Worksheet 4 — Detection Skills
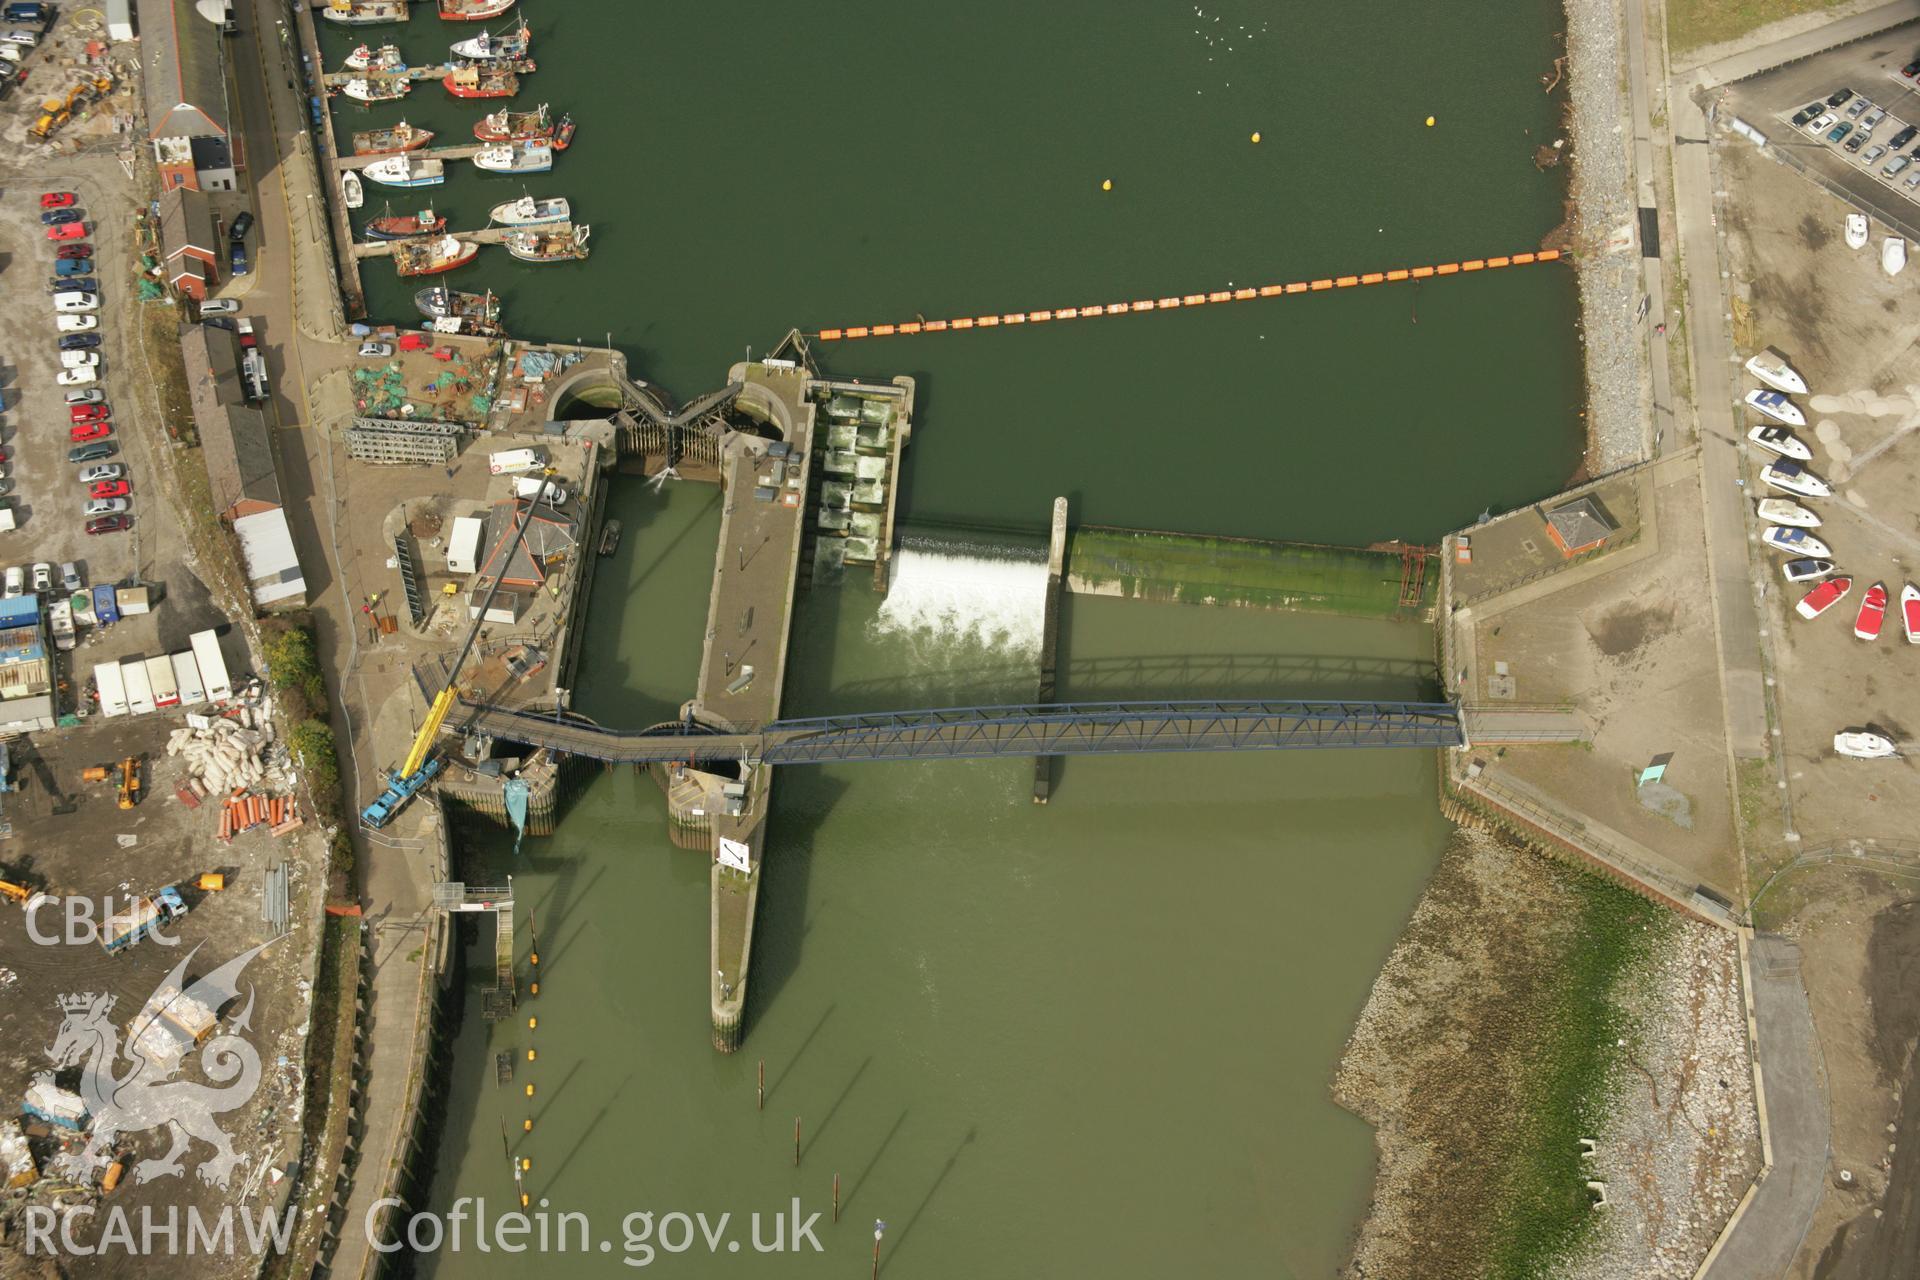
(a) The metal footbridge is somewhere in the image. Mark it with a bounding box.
[451,697,1580,766]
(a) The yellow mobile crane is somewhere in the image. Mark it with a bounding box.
[361,474,561,828]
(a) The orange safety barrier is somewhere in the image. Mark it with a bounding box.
[814,248,1566,339]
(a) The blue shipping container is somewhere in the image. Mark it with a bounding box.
[92,585,120,626]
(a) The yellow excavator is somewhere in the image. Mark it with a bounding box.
[30,73,113,142]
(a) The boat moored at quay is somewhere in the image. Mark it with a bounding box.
[365,207,447,240]
[352,120,435,154]
[438,0,514,17]
[474,103,553,142]
[444,65,522,98]
[322,0,411,26]
[451,17,531,62]
[363,156,446,188]
[504,222,591,262]
[416,286,505,335]
[488,194,570,226]
[391,235,481,278]
[474,140,554,174]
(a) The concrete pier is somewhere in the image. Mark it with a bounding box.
[318,58,536,90]
[331,143,490,171]
[352,226,520,260]
[292,0,369,317]
[1033,497,1068,803]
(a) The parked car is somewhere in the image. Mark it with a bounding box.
[1863,145,1888,165]
[85,515,131,535]
[39,208,80,226]
[55,257,92,277]
[29,563,50,593]
[45,223,86,241]
[55,314,96,333]
[87,480,129,500]
[1829,122,1854,144]
[2,567,20,598]
[203,316,237,332]
[64,388,104,406]
[1829,87,1856,107]
[1886,155,1912,178]
[55,367,96,387]
[1905,59,1920,79]
[55,243,91,260]
[1846,130,1871,153]
[1,28,38,45]
[38,191,74,209]
[58,334,101,352]
[228,210,253,242]
[77,463,123,484]
[83,498,129,517]
[1905,170,1920,191]
[58,350,98,370]
[1891,125,1918,150]
[0,42,21,64]
[1791,103,1822,127]
[68,441,117,463]
[68,404,108,423]
[52,292,98,313]
[200,298,240,315]
[399,332,432,351]
[1807,112,1837,134]
[68,422,110,442]
[59,562,81,593]
[229,242,248,276]
[358,341,394,358]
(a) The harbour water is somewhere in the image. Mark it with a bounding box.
[325,0,1588,1272]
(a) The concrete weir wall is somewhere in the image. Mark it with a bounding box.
[1033,497,1069,803]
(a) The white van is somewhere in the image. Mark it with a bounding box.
[488,448,544,475]
[60,350,99,370]
[513,476,569,504]
[53,292,100,313]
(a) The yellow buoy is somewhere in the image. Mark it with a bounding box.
[523,1119,533,1132]
[527,1048,537,1062]
[1425,116,1435,127]
[525,1083,535,1097]
[1250,131,1261,143]
[520,1193,530,1208]
[528,1017,537,1030]
[530,951,539,966]
[1100,179,1112,192]
[521,1158,531,1172]
[530,981,540,996]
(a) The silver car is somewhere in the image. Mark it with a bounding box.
[77,463,124,484]
[1863,145,1888,165]
[83,497,130,517]
[1886,155,1912,178]
[59,561,81,592]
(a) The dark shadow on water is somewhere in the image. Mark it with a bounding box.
[540,1070,634,1197]
[803,1054,871,1159]
[843,1108,909,1216]
[742,768,849,1033]
[531,1058,585,1126]
[766,1003,834,1104]
[883,1127,977,1273]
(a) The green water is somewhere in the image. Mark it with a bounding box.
[327,1,1584,1272]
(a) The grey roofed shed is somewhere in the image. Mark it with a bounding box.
[1544,495,1618,553]
[137,0,230,139]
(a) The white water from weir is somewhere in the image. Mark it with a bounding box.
[871,534,1051,658]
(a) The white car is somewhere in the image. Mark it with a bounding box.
[78,464,123,484]
[29,563,51,593]
[1807,111,1837,134]
[1,29,38,46]
[53,292,99,313]
[56,367,97,387]
[83,498,130,517]
[64,388,104,405]
[358,341,395,358]
[2,567,21,598]
[200,299,240,316]
[0,43,22,64]
[59,562,81,592]
[59,350,99,370]
[56,314,97,333]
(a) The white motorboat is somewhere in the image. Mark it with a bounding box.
[1762,460,1832,499]
[1886,236,1909,276]
[488,194,570,226]
[1747,423,1812,460]
[341,76,410,103]
[1903,582,1920,644]
[1846,213,1869,249]
[1781,557,1835,582]
[1761,526,1831,558]
[1834,730,1898,759]
[472,141,553,174]
[1745,389,1806,426]
[341,170,364,209]
[362,156,446,187]
[1757,498,1821,528]
[1744,351,1809,395]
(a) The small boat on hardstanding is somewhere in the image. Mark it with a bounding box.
[362,156,446,188]
[554,114,576,150]
[473,103,551,142]
[1757,498,1821,528]
[1744,352,1809,395]
[322,0,411,25]
[489,194,570,226]
[1762,460,1833,499]
[1747,423,1812,460]
[505,222,590,262]
[342,77,410,104]
[444,65,520,98]
[1795,576,1852,620]
[391,235,480,278]
[1886,236,1908,276]
[598,519,622,556]
[473,140,553,174]
[1855,582,1888,640]
[1903,583,1920,644]
[341,171,365,209]
[1846,213,1869,250]
[1782,558,1836,583]
[451,16,530,61]
[365,206,446,239]
[1834,730,1898,759]
[438,0,515,17]
[352,119,435,154]
[1745,389,1806,426]
[1761,526,1831,558]
[343,43,404,72]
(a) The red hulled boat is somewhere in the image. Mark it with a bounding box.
[391,235,480,278]
[444,65,520,98]
[352,119,435,155]
[473,102,551,142]
[363,206,447,240]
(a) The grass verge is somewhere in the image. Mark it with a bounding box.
[1668,0,1850,54]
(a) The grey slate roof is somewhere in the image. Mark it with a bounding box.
[138,0,230,139]
[1546,496,1617,549]
[181,325,280,512]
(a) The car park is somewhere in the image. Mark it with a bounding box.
[29,563,50,593]
[3,566,21,597]
[55,367,96,387]
[53,292,99,312]
[68,441,116,463]
[64,388,104,405]
[77,463,122,484]
[56,315,96,333]
[1863,145,1887,166]
[87,480,129,500]
[58,334,101,352]
[68,422,110,442]
[45,223,86,241]
[85,515,131,535]
[1828,122,1852,144]
[59,562,80,593]
[69,404,108,423]
[359,341,395,358]
[83,498,129,517]
[200,298,239,315]
[1807,112,1837,134]
[38,191,74,209]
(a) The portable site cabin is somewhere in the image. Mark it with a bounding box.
[189,630,233,702]
[93,661,128,717]
[144,655,179,709]
[122,659,155,716]
[446,515,484,575]
[170,651,205,706]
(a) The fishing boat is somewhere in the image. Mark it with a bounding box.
[444,65,520,98]
[1757,498,1821,528]
[1795,575,1852,620]
[488,194,570,226]
[473,103,551,142]
[1846,212,1869,249]
[598,519,622,556]
[341,171,365,209]
[343,43,404,72]
[1854,581,1888,640]
[1782,558,1835,583]
[473,140,553,174]
[365,206,446,239]
[362,156,446,188]
[391,235,480,278]
[1745,389,1806,426]
[1834,730,1898,759]
[1746,423,1812,460]
[1744,351,1809,395]
[451,15,530,61]
[352,119,435,154]
[1761,526,1831,558]
[553,114,576,150]
[322,0,411,26]
[438,0,514,17]
[341,77,411,103]
[1762,460,1832,499]
[1903,583,1920,644]
[504,222,591,263]
[1885,236,1908,276]
[414,285,504,335]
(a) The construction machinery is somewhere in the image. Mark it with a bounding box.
[117,756,141,810]
[361,478,558,829]
[0,880,29,905]
[30,73,112,142]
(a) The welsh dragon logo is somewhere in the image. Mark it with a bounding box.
[45,941,273,1188]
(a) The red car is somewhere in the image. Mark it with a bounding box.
[69,422,112,443]
[40,192,76,209]
[56,244,92,260]
[46,223,87,242]
[86,515,132,536]
[88,480,130,500]
[399,332,432,351]
[69,404,109,424]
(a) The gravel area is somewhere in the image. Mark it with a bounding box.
[1565,0,1653,471]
